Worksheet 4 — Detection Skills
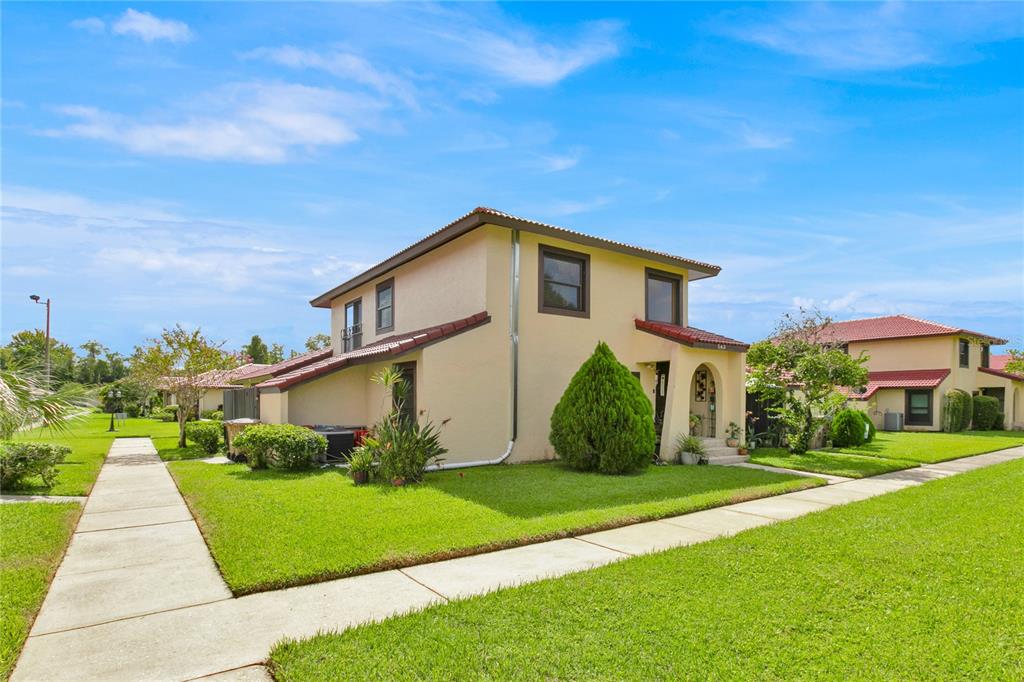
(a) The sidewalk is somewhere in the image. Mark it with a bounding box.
[13,440,1024,681]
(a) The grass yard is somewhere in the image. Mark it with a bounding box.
[8,412,182,496]
[0,503,80,680]
[270,458,1024,682]
[749,447,919,478]
[168,461,820,594]
[826,429,1024,463]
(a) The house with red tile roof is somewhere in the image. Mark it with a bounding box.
[826,315,1022,430]
[256,207,750,465]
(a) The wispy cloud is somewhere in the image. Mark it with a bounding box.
[72,9,193,44]
[539,149,583,173]
[49,82,383,163]
[719,3,1023,71]
[545,196,610,216]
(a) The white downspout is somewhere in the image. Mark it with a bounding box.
[428,228,520,471]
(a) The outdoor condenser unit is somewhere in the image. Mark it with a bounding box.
[883,412,904,432]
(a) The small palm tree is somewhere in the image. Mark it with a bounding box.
[0,362,90,440]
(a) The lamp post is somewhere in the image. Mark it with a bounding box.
[107,388,122,432]
[29,295,51,385]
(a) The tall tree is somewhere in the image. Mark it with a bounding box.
[77,340,109,384]
[268,343,286,364]
[1,330,77,384]
[241,335,269,365]
[131,326,231,447]
[305,333,331,352]
[747,309,870,453]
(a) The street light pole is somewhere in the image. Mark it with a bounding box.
[107,389,121,433]
[29,295,52,385]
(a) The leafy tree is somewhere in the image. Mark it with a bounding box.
[549,342,655,474]
[747,309,870,454]
[76,340,110,384]
[305,333,332,352]
[0,360,90,439]
[1005,349,1024,376]
[1,330,77,384]
[131,326,231,447]
[242,335,270,365]
[269,343,286,364]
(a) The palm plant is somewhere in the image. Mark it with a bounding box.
[0,361,90,440]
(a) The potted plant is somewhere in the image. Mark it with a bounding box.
[726,421,741,448]
[737,441,749,457]
[346,447,374,485]
[674,433,705,466]
[689,413,702,436]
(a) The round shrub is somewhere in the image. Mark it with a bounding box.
[185,422,222,455]
[830,409,866,448]
[233,424,327,470]
[549,342,655,475]
[200,409,224,421]
[0,441,71,489]
[971,395,1000,431]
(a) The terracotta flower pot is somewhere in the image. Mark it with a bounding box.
[391,477,406,487]
[737,447,748,456]
[726,438,739,447]
[351,470,369,485]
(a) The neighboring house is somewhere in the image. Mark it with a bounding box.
[255,207,749,465]
[819,315,1022,431]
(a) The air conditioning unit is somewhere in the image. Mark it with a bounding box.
[883,411,904,432]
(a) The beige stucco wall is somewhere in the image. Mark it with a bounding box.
[850,336,955,373]
[285,365,370,426]
[976,372,1022,429]
[199,389,224,413]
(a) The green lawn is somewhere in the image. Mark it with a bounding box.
[270,458,1024,682]
[0,503,80,680]
[8,412,182,496]
[750,447,919,478]
[168,461,820,594]
[826,430,1024,463]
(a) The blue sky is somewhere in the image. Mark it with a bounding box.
[2,2,1022,355]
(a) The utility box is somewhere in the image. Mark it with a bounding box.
[883,412,904,432]
[224,418,260,460]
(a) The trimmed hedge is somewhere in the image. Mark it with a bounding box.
[942,389,972,432]
[0,441,71,489]
[185,421,222,455]
[233,424,327,470]
[830,409,866,448]
[549,342,655,474]
[972,395,1000,431]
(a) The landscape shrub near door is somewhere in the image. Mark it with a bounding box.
[942,389,972,432]
[549,342,655,474]
[971,395,1000,431]
[829,409,866,448]
[0,441,71,489]
[185,422,222,455]
[233,424,327,470]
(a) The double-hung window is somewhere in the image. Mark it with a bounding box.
[539,246,589,317]
[645,269,682,325]
[376,279,394,333]
[958,339,970,368]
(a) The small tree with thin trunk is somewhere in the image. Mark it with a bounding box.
[131,326,232,447]
[747,309,870,454]
[305,333,331,352]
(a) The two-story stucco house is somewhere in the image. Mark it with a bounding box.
[820,315,1022,431]
[255,207,749,466]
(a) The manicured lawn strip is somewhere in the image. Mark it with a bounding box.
[826,430,1024,464]
[168,461,820,594]
[270,459,1024,682]
[750,447,918,478]
[0,503,80,680]
[9,413,181,496]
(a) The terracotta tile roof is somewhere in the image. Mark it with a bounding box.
[634,318,749,351]
[842,368,950,400]
[258,311,491,391]
[311,207,722,308]
[192,363,271,389]
[979,366,1024,382]
[815,314,1006,345]
[243,349,332,381]
[990,354,1013,371]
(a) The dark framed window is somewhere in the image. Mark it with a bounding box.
[376,278,394,333]
[343,299,362,352]
[394,362,416,423]
[645,268,682,325]
[538,245,589,317]
[981,344,990,369]
[959,338,970,368]
[905,389,933,426]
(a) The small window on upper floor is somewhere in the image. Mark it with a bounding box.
[376,278,394,333]
[981,344,990,368]
[645,269,681,325]
[959,338,970,368]
[343,299,362,352]
[539,245,589,317]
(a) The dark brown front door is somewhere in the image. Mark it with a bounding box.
[654,362,670,451]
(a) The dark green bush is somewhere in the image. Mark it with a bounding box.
[185,422,222,455]
[0,441,71,489]
[856,410,876,442]
[942,389,972,432]
[549,342,655,474]
[233,424,326,470]
[200,409,224,421]
[972,395,1000,430]
[150,407,175,422]
[830,409,866,448]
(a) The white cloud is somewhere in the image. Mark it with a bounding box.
[50,82,380,163]
[539,150,582,173]
[71,17,105,34]
[545,196,610,216]
[112,9,192,44]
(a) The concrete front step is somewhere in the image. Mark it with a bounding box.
[707,455,749,465]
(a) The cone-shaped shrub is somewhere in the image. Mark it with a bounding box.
[549,342,655,474]
[830,408,866,448]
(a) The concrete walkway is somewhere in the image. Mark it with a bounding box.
[13,441,1024,681]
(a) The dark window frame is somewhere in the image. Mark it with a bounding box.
[981,344,990,369]
[644,267,683,325]
[343,297,362,352]
[394,361,416,423]
[375,278,395,334]
[958,338,970,368]
[538,244,590,318]
[905,389,933,426]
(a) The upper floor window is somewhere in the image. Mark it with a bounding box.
[959,338,970,368]
[539,245,589,317]
[343,299,362,352]
[981,344,990,368]
[376,279,395,333]
[645,269,681,325]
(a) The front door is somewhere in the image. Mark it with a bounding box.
[653,362,670,451]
